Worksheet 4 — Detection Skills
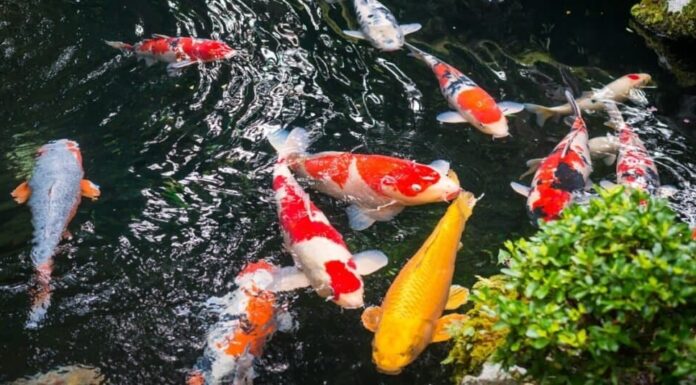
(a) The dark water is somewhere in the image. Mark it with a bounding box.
[1,0,694,383]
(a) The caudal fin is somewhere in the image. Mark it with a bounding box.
[25,262,53,329]
[267,127,310,161]
[104,40,134,51]
[524,104,556,127]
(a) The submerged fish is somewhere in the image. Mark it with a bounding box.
[9,365,105,385]
[405,43,523,138]
[511,91,592,223]
[269,129,388,308]
[342,0,421,51]
[105,34,236,72]
[361,187,475,375]
[188,261,292,385]
[11,140,100,328]
[268,127,460,230]
[525,73,652,127]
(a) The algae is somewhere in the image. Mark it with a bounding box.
[631,0,696,39]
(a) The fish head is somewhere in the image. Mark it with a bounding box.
[38,139,83,165]
[625,73,652,88]
[371,323,425,374]
[325,260,365,309]
[479,116,510,139]
[366,23,404,52]
[197,40,236,61]
[379,163,460,204]
[235,260,276,290]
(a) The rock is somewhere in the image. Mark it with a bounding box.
[461,363,530,385]
[630,0,696,39]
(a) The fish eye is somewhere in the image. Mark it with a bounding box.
[411,184,422,192]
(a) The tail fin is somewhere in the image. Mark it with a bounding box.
[104,40,134,51]
[404,43,438,67]
[25,262,53,329]
[565,90,582,119]
[267,127,310,161]
[524,104,556,127]
[602,100,625,132]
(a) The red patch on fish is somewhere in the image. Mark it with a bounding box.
[456,88,502,124]
[531,184,572,221]
[239,260,275,278]
[324,260,362,300]
[274,175,345,246]
[303,153,352,187]
[627,74,640,80]
[354,155,440,197]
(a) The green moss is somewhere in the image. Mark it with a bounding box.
[443,275,514,383]
[631,0,696,39]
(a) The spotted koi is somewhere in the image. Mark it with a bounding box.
[342,0,421,52]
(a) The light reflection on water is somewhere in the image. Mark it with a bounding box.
[0,0,695,384]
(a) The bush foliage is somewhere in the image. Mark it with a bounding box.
[492,187,696,384]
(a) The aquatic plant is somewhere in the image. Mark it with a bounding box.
[492,187,696,384]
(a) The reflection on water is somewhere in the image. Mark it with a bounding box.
[0,0,694,384]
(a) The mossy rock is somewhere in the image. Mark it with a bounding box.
[631,0,696,39]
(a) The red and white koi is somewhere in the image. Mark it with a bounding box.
[187,261,291,385]
[511,91,593,223]
[405,43,523,138]
[11,140,100,329]
[105,34,236,72]
[526,73,652,127]
[269,130,388,308]
[268,127,461,231]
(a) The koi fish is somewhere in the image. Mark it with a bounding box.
[342,0,421,51]
[525,73,652,127]
[519,135,618,180]
[11,140,100,329]
[9,365,104,385]
[105,34,236,72]
[187,261,292,385]
[511,91,592,223]
[590,100,676,197]
[405,43,523,138]
[268,127,461,231]
[269,130,388,308]
[361,187,475,375]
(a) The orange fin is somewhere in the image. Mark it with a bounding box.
[361,306,382,333]
[431,313,468,343]
[11,181,31,204]
[81,179,101,200]
[445,285,469,310]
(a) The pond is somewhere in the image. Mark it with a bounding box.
[0,0,694,384]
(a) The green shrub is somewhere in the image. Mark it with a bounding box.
[443,275,512,383]
[493,187,696,384]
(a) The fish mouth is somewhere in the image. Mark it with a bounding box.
[444,190,460,201]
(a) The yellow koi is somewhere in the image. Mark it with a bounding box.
[361,180,475,375]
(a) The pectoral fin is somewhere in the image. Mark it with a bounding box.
[431,314,468,343]
[81,179,101,200]
[361,306,382,333]
[399,23,422,35]
[343,30,366,40]
[445,285,469,310]
[346,203,404,231]
[270,266,311,292]
[152,33,172,39]
[11,181,31,204]
[519,158,542,179]
[510,182,531,197]
[352,250,388,276]
[599,180,618,190]
[497,101,525,116]
[428,160,450,175]
[436,111,467,124]
[143,57,157,67]
[167,60,196,70]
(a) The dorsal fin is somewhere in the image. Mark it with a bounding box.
[565,89,582,121]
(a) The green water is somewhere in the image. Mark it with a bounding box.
[1,0,694,383]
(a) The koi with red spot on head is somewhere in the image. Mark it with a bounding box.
[266,127,461,231]
[405,43,524,138]
[105,34,236,72]
[511,91,593,225]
